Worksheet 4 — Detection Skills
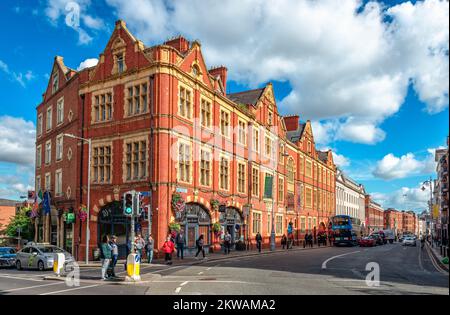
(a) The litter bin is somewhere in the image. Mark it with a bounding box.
[93,248,100,261]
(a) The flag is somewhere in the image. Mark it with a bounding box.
[43,191,51,215]
[37,190,43,204]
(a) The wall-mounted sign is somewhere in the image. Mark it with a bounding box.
[176,187,188,194]
[187,217,199,224]
[219,205,226,212]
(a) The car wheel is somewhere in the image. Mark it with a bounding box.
[37,260,45,271]
[16,260,22,270]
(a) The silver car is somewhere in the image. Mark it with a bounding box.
[15,244,74,271]
[402,237,416,246]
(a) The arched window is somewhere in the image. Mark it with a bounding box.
[287,157,295,183]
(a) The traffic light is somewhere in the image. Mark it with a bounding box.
[123,192,134,217]
[133,192,143,216]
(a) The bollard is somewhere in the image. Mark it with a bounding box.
[53,253,65,277]
[125,253,141,282]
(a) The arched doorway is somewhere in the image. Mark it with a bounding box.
[98,201,130,259]
[176,203,211,256]
[220,207,243,244]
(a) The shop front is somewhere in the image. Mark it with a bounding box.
[97,201,130,259]
[175,203,211,256]
[219,207,244,246]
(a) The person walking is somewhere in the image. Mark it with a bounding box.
[281,234,287,249]
[100,235,112,280]
[176,229,186,259]
[109,235,119,278]
[224,231,232,254]
[146,234,154,264]
[256,232,262,253]
[195,234,206,259]
[162,236,175,265]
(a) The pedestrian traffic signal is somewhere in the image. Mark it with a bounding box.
[133,192,141,216]
[123,192,134,217]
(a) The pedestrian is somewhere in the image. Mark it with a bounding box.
[195,234,206,259]
[100,235,112,280]
[109,235,119,277]
[309,233,314,248]
[224,231,232,254]
[281,234,287,249]
[176,229,186,259]
[146,234,154,264]
[135,234,145,262]
[256,232,262,253]
[162,236,175,265]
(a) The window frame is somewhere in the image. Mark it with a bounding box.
[56,97,64,125]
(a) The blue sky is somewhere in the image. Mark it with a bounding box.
[0,0,448,213]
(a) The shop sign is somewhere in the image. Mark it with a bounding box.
[226,219,235,225]
[66,213,75,224]
[187,217,199,224]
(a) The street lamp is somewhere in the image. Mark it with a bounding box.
[422,177,435,247]
[64,133,92,265]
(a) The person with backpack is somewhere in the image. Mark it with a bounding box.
[195,234,206,259]
[162,236,175,265]
[175,229,187,259]
[100,235,112,280]
[146,234,154,264]
[223,231,232,254]
[256,232,263,253]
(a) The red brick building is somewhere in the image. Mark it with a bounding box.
[365,195,384,232]
[402,211,416,234]
[384,208,403,236]
[35,20,336,260]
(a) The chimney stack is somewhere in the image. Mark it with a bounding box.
[164,36,190,54]
[283,115,299,131]
[209,66,228,95]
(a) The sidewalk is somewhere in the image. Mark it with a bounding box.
[76,243,331,268]
[426,241,449,272]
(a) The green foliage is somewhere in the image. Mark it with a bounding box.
[4,207,33,240]
[169,222,181,232]
[212,222,221,233]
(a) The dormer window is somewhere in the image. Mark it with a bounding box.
[52,72,59,94]
[268,110,273,126]
[192,65,199,77]
[117,54,124,74]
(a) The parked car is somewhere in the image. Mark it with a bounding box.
[0,247,17,268]
[15,243,74,271]
[359,236,376,247]
[402,237,416,246]
[370,233,384,246]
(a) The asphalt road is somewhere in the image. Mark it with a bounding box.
[0,242,448,295]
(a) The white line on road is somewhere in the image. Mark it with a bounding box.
[206,267,212,271]
[198,271,204,275]
[175,287,182,293]
[0,274,47,282]
[180,281,189,286]
[5,281,63,293]
[321,250,361,270]
[39,284,101,295]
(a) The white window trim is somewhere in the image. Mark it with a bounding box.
[219,154,231,191]
[220,109,231,139]
[252,166,260,197]
[251,210,263,235]
[177,82,193,121]
[44,172,51,191]
[36,175,41,192]
[37,113,43,137]
[199,147,213,188]
[200,97,213,130]
[237,119,247,146]
[237,160,247,194]
[45,140,52,165]
[56,134,63,162]
[177,139,193,184]
[36,145,42,169]
[56,97,64,126]
[46,106,52,132]
[55,169,62,196]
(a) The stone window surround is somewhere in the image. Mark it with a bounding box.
[37,113,43,137]
[200,96,213,130]
[275,213,283,236]
[91,140,114,184]
[46,105,53,132]
[237,159,247,194]
[199,147,212,188]
[55,168,63,197]
[251,210,262,235]
[91,89,114,124]
[220,108,231,139]
[124,78,149,117]
[237,119,247,146]
[177,138,193,184]
[219,153,231,191]
[178,81,193,121]
[122,135,149,183]
[36,175,41,192]
[45,140,52,165]
[252,166,260,197]
[56,134,64,162]
[36,145,42,169]
[45,172,51,191]
[56,97,64,126]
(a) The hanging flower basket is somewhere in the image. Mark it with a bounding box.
[212,222,221,233]
[210,199,220,211]
[78,204,88,222]
[169,222,181,233]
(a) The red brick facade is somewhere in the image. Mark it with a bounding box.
[35,20,336,260]
[365,195,384,232]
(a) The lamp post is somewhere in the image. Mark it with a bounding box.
[64,133,91,265]
[422,177,434,247]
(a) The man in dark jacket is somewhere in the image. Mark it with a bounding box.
[256,232,263,253]
[176,230,186,259]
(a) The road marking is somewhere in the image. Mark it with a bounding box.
[180,281,189,286]
[175,287,182,293]
[5,281,63,292]
[206,267,212,271]
[0,274,47,282]
[425,244,449,275]
[39,284,101,295]
[198,271,204,275]
[321,250,361,270]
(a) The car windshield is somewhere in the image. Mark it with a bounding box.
[38,246,64,253]
[0,248,15,255]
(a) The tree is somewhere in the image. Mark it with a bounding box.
[5,206,34,241]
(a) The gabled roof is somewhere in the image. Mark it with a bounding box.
[317,150,329,163]
[286,123,305,143]
[227,88,265,107]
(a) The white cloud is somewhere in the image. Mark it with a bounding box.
[372,147,444,180]
[371,184,430,212]
[44,0,103,45]
[104,0,448,144]
[0,60,35,88]
[0,116,36,166]
[77,58,99,71]
[333,152,350,168]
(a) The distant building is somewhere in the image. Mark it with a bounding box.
[365,195,384,233]
[335,169,366,230]
[0,199,18,235]
[384,208,403,236]
[434,138,448,256]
